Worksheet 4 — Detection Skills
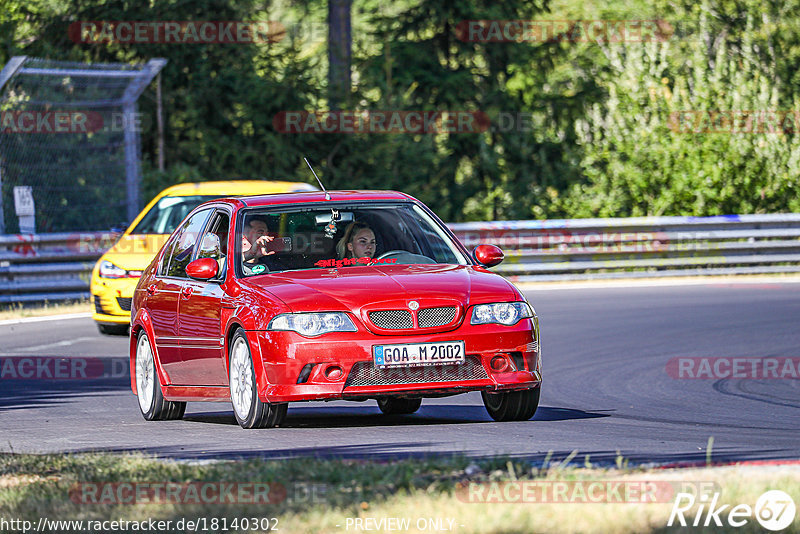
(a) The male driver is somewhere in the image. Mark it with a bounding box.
[242,216,275,264]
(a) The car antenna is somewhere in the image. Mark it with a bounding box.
[304,157,330,200]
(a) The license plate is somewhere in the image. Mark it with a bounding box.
[373,341,465,368]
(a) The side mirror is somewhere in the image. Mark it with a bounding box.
[186,257,219,280]
[110,222,129,234]
[473,244,504,267]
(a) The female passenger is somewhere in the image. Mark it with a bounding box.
[336,221,376,260]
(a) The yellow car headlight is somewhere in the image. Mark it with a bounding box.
[98,260,127,279]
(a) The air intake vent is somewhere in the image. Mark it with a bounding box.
[116,297,132,311]
[368,309,413,330]
[417,307,456,328]
[344,355,487,387]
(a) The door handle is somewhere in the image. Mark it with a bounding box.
[146,284,157,295]
[181,286,194,299]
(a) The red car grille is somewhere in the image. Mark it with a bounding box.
[367,306,458,330]
[344,355,487,387]
[417,306,456,328]
[368,310,413,329]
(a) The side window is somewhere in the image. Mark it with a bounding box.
[197,211,230,279]
[164,209,212,278]
[158,233,180,276]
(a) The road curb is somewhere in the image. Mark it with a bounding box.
[0,312,92,326]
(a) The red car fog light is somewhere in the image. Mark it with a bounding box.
[490,356,510,372]
[325,365,343,381]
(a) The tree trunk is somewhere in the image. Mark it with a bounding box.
[328,0,352,110]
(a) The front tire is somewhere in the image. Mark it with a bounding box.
[481,387,540,422]
[229,329,287,429]
[377,397,422,415]
[135,331,185,421]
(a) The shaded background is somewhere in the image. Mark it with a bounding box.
[2,0,800,230]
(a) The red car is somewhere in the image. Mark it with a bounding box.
[129,191,541,428]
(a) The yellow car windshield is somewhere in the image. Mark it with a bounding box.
[130,195,218,234]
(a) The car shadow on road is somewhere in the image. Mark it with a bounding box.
[182,404,611,428]
[0,378,129,411]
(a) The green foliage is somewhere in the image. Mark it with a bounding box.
[346,0,564,221]
[3,0,800,222]
[562,1,800,217]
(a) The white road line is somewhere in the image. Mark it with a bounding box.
[14,336,97,352]
[516,276,800,291]
[0,312,91,326]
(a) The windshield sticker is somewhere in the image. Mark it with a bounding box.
[315,258,398,268]
[251,264,267,274]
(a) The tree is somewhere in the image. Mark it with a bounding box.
[561,1,800,217]
[328,0,352,109]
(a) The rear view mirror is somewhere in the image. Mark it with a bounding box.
[315,211,354,225]
[473,244,504,267]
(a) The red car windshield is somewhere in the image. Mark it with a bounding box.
[238,202,469,275]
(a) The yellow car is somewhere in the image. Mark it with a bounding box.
[90,180,317,334]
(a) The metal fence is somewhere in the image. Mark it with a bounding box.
[0,56,165,234]
[2,213,800,304]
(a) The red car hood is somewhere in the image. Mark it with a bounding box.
[241,264,519,313]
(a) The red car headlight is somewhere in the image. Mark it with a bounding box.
[268,312,357,337]
[470,302,533,326]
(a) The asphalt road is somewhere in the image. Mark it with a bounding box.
[1,282,799,465]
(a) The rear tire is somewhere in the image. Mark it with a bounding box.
[377,397,422,415]
[98,323,128,336]
[229,329,287,429]
[481,387,540,422]
[135,330,186,421]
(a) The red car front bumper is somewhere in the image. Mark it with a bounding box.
[248,319,541,403]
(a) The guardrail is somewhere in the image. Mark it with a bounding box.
[2,214,800,304]
[0,232,115,304]
[448,213,800,282]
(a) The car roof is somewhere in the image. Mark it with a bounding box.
[237,190,416,207]
[157,180,318,197]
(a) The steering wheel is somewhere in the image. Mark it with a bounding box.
[376,250,435,264]
[377,250,406,260]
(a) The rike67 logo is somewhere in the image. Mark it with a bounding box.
[668,489,796,531]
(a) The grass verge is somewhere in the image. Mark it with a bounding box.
[0,301,91,321]
[1,453,798,533]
